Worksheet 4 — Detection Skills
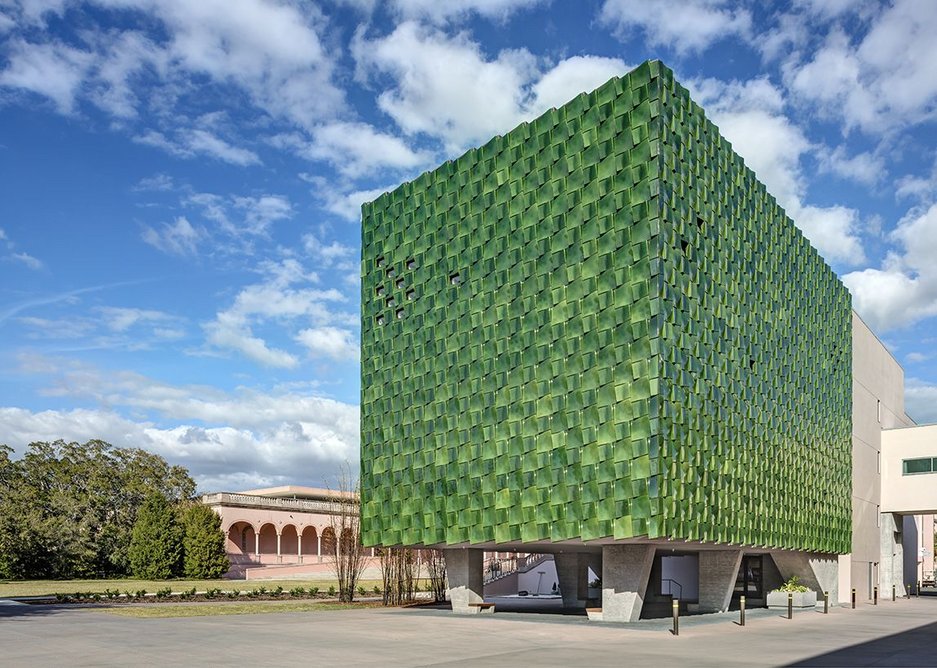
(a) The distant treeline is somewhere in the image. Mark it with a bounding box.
[0,440,226,580]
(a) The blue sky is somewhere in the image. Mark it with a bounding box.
[0,0,935,491]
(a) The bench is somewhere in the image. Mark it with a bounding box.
[468,602,496,614]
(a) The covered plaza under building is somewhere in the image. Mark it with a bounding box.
[359,60,937,621]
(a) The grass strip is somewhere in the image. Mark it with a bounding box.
[94,600,384,618]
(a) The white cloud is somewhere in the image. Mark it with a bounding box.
[0,360,360,490]
[906,352,931,364]
[10,251,43,270]
[354,24,632,153]
[320,184,395,222]
[142,216,205,255]
[785,1,937,133]
[905,379,937,425]
[203,257,351,367]
[295,326,358,360]
[288,121,432,178]
[690,76,865,265]
[896,157,937,203]
[303,234,355,267]
[528,55,630,112]
[233,195,292,235]
[390,0,545,23]
[136,128,260,166]
[204,313,300,368]
[816,145,885,186]
[354,21,538,151]
[600,0,752,54]
[96,306,177,332]
[843,203,937,331]
[133,173,175,192]
[186,129,260,166]
[0,39,92,113]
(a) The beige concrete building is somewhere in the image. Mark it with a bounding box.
[850,313,935,602]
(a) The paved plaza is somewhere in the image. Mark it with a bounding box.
[2,597,937,666]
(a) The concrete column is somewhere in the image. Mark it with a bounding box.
[297,534,303,564]
[443,549,484,614]
[698,550,743,613]
[555,553,583,608]
[601,545,654,622]
[276,532,282,563]
[772,551,840,603]
[254,531,260,558]
[317,534,322,563]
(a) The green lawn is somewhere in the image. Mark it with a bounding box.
[96,600,384,618]
[0,578,387,598]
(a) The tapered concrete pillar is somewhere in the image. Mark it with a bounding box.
[555,553,583,608]
[601,545,655,622]
[444,549,484,613]
[698,550,743,613]
[772,551,839,603]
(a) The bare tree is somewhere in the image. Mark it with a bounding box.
[423,549,447,603]
[379,547,415,605]
[326,467,367,603]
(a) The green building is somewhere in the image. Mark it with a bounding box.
[360,60,853,621]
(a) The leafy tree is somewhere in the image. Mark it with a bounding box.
[128,492,183,579]
[181,502,229,578]
[0,440,196,579]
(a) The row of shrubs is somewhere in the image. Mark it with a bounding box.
[51,584,399,604]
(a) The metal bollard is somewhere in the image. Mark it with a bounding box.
[851,588,856,609]
[907,584,912,598]
[824,591,829,614]
[892,584,896,602]
[788,592,793,619]
[673,599,680,636]
[874,586,878,605]
[740,595,746,626]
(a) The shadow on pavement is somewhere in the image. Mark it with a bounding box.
[786,621,937,667]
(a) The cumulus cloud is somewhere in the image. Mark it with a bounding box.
[784,1,937,133]
[354,23,629,152]
[843,203,937,332]
[600,0,752,54]
[295,326,358,360]
[0,38,93,113]
[0,361,360,490]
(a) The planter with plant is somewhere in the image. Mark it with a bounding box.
[767,576,817,609]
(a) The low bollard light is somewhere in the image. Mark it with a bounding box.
[918,581,922,597]
[824,591,829,614]
[673,599,680,636]
[740,595,746,626]
[892,584,896,602]
[851,588,856,609]
[907,584,912,598]
[788,592,793,620]
[874,586,878,606]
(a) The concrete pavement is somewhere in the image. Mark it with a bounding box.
[1,597,936,666]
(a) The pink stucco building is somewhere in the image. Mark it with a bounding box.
[202,485,364,578]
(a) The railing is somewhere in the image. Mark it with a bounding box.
[483,553,551,584]
[202,492,356,515]
[662,578,683,600]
